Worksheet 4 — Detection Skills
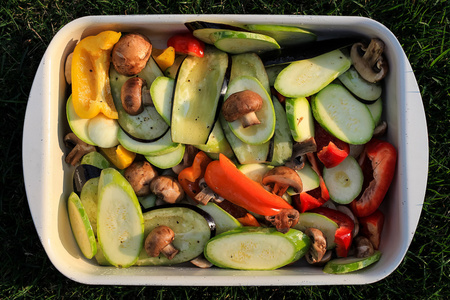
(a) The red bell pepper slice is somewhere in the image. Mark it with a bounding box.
[314,122,349,168]
[350,138,397,217]
[203,154,293,216]
[311,207,355,257]
[317,141,349,168]
[167,33,205,57]
[359,209,385,249]
[292,191,326,213]
[306,152,330,201]
[178,151,212,199]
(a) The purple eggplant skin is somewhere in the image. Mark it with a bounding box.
[259,37,360,67]
[184,21,247,32]
[72,164,102,196]
[141,203,217,237]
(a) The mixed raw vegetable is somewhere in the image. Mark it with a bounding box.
[64,21,396,273]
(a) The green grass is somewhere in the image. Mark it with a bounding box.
[1,0,449,299]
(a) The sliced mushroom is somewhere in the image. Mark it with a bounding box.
[144,225,179,259]
[120,77,152,116]
[124,160,158,197]
[354,236,375,258]
[350,38,389,83]
[222,90,263,128]
[285,137,317,170]
[112,33,152,76]
[190,254,213,268]
[64,132,96,166]
[150,175,185,204]
[265,208,300,234]
[372,120,388,137]
[304,228,328,264]
[262,166,303,196]
[194,178,225,205]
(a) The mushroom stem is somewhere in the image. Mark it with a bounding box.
[241,111,261,128]
[194,178,224,205]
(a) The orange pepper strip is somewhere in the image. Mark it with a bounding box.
[204,154,293,216]
[178,151,212,199]
[72,31,121,119]
[237,213,261,227]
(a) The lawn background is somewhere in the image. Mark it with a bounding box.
[1,0,448,299]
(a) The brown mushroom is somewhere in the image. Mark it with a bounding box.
[285,137,317,170]
[150,175,185,204]
[112,33,152,76]
[65,52,73,85]
[190,254,213,268]
[194,178,225,205]
[120,77,152,116]
[265,208,300,234]
[262,166,303,196]
[171,145,199,175]
[350,38,389,83]
[354,236,375,258]
[64,133,96,166]
[222,90,263,128]
[372,120,388,137]
[304,228,328,264]
[124,160,158,197]
[144,225,179,259]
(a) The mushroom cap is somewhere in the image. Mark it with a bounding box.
[144,225,177,258]
[262,166,303,194]
[350,38,388,83]
[121,77,146,115]
[124,160,158,196]
[112,33,152,76]
[305,227,327,264]
[150,175,185,204]
[222,90,263,124]
[354,236,375,258]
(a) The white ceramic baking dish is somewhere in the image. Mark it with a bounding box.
[22,15,428,285]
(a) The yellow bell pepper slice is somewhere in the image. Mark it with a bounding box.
[151,46,175,71]
[100,145,136,170]
[72,31,121,119]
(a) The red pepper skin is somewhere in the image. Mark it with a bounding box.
[292,191,326,213]
[178,151,212,199]
[314,122,349,168]
[204,154,293,216]
[359,209,385,249]
[167,33,205,57]
[350,138,397,217]
[311,207,355,257]
[317,141,349,168]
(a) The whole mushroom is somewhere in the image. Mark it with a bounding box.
[112,33,152,76]
[150,175,185,204]
[120,77,153,116]
[350,38,389,83]
[64,132,96,166]
[222,90,263,128]
[144,225,179,259]
[262,166,303,196]
[124,160,158,197]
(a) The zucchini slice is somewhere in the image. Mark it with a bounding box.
[204,227,311,270]
[311,84,375,145]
